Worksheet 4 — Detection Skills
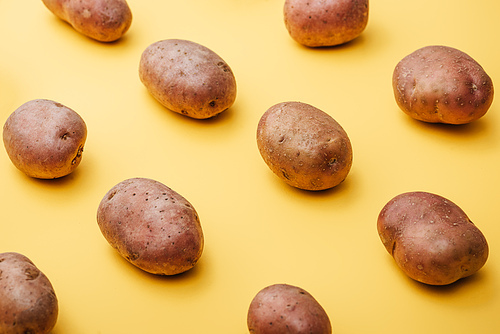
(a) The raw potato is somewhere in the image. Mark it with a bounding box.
[284,0,369,47]
[97,177,204,275]
[0,252,58,334]
[392,45,494,124]
[139,39,237,119]
[257,101,352,191]
[41,0,132,42]
[247,283,332,334]
[377,191,489,285]
[3,99,87,179]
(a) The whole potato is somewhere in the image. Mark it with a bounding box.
[0,252,58,334]
[392,45,494,124]
[41,0,132,42]
[139,39,237,119]
[97,177,204,275]
[284,0,369,47]
[257,101,352,191]
[3,99,87,179]
[247,283,332,334]
[377,191,489,285]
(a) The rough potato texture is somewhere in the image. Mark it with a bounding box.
[2,99,87,179]
[97,178,204,275]
[0,252,58,334]
[377,192,489,285]
[41,0,132,42]
[393,45,494,124]
[247,284,332,334]
[257,101,352,191]
[284,0,369,47]
[139,39,237,119]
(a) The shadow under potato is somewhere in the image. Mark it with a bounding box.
[108,247,206,283]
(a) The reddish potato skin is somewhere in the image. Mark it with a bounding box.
[377,192,489,285]
[97,178,204,275]
[2,99,87,179]
[139,39,237,119]
[41,0,132,42]
[284,0,369,47]
[247,284,332,334]
[257,102,352,191]
[393,45,494,124]
[0,252,58,334]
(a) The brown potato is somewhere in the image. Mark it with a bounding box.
[257,101,352,191]
[139,39,237,119]
[97,177,204,275]
[284,0,369,47]
[392,45,494,124]
[0,252,58,334]
[377,191,489,285]
[2,99,87,179]
[41,0,132,42]
[247,283,332,334]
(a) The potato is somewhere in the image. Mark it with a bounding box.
[247,283,332,334]
[392,45,494,124]
[139,39,237,119]
[284,0,369,47]
[97,177,204,275]
[257,101,352,191]
[41,0,132,42]
[2,99,87,179]
[377,191,489,285]
[0,252,58,334]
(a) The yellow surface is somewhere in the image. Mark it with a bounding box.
[1,0,499,333]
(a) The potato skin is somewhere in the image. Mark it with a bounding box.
[257,101,352,191]
[0,252,58,334]
[247,283,332,334]
[2,99,87,179]
[97,178,204,275]
[377,191,489,285]
[393,45,494,124]
[284,0,369,47]
[41,0,132,42]
[139,39,237,119]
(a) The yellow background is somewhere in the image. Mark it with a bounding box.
[1,0,499,333]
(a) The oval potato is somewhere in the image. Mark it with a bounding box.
[377,191,489,285]
[2,99,87,179]
[97,177,204,275]
[393,45,494,124]
[247,283,332,334]
[257,101,352,191]
[139,39,237,119]
[284,0,369,47]
[41,0,132,42]
[0,252,58,334]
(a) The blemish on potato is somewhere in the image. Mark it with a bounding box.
[24,268,40,280]
[126,253,139,261]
